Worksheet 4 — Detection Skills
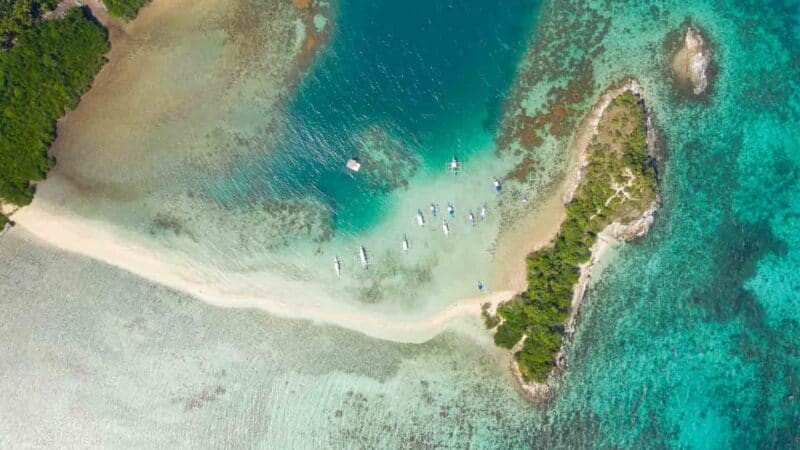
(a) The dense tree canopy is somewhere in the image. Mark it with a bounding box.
[0,6,108,204]
[0,0,58,40]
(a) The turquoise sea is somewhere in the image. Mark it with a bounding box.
[1,0,799,447]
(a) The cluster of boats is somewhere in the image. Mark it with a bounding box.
[414,200,487,238]
[333,157,503,277]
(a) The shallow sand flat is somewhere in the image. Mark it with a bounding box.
[13,200,518,343]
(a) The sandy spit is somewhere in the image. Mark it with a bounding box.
[13,202,519,343]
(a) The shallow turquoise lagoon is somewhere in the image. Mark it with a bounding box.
[1,0,799,447]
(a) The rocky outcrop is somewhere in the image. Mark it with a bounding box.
[671,26,712,95]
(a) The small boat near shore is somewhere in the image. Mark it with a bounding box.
[359,246,368,269]
[333,256,342,278]
[416,210,425,226]
[442,220,450,237]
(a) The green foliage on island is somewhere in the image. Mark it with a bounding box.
[104,0,150,20]
[490,91,658,383]
[0,0,59,40]
[481,302,501,329]
[0,6,109,204]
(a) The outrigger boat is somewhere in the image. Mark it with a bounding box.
[359,246,369,269]
[402,235,409,253]
[442,220,450,237]
[416,210,426,227]
[447,203,455,218]
[467,210,475,226]
[493,178,503,194]
[334,256,342,278]
[449,156,460,174]
[479,204,487,220]
[430,203,437,217]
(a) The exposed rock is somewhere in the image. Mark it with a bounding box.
[672,26,712,95]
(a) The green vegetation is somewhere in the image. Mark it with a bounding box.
[481,302,501,329]
[1,0,59,41]
[104,0,150,20]
[0,7,108,205]
[490,91,658,383]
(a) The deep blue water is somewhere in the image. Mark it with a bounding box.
[216,0,539,231]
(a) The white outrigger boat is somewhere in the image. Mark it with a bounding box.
[333,256,342,278]
[442,220,450,237]
[449,156,461,174]
[402,235,409,253]
[493,178,503,194]
[467,210,475,226]
[416,210,426,227]
[480,204,487,220]
[359,246,369,269]
[430,203,437,217]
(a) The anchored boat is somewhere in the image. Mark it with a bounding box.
[359,246,368,269]
[449,156,460,174]
[493,178,502,194]
[333,256,342,278]
[416,210,426,227]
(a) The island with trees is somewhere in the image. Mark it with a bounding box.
[485,80,660,397]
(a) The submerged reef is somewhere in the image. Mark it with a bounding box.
[353,126,420,193]
[485,80,660,397]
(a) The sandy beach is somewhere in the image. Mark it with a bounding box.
[13,196,524,343]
